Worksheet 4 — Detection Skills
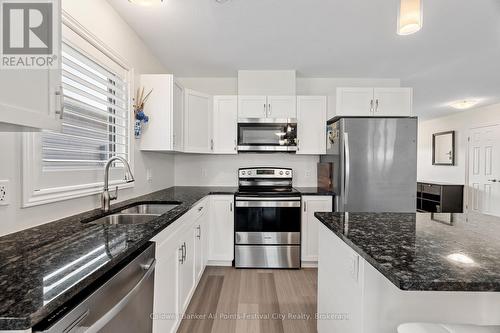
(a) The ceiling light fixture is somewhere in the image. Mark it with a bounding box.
[128,0,163,6]
[449,99,479,110]
[397,0,423,35]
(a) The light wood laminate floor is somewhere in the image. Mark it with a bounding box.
[177,266,318,333]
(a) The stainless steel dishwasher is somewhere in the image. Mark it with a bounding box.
[34,243,155,333]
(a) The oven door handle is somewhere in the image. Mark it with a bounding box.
[235,200,301,208]
[84,259,156,333]
[236,196,301,201]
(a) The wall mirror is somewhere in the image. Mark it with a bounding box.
[433,131,455,165]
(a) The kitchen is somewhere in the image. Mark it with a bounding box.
[0,0,499,332]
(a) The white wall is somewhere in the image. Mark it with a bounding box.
[418,103,500,184]
[0,0,174,236]
[174,154,319,187]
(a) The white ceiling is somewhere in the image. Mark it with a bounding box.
[108,0,500,118]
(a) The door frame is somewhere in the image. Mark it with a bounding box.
[465,123,500,216]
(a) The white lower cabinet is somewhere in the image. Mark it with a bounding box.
[301,196,333,263]
[208,195,234,265]
[152,199,208,333]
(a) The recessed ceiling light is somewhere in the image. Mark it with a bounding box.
[449,99,479,110]
[447,253,474,264]
[397,0,423,35]
[128,0,163,6]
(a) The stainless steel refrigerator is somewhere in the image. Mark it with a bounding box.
[321,117,417,212]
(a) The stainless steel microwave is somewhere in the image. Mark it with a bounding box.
[237,118,297,152]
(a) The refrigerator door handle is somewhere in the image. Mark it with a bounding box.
[344,132,350,207]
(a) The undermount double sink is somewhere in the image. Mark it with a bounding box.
[88,202,181,225]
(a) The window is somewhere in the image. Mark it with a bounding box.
[42,42,129,171]
[22,20,133,207]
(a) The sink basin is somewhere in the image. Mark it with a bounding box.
[119,203,181,215]
[91,214,160,225]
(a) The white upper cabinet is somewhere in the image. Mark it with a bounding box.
[140,74,175,151]
[184,89,212,153]
[238,95,296,119]
[238,95,267,118]
[336,88,375,117]
[140,74,185,151]
[297,96,327,155]
[0,3,62,131]
[173,80,185,151]
[336,87,412,117]
[213,96,238,154]
[372,87,412,116]
[267,96,297,118]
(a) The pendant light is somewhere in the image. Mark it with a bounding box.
[397,0,423,35]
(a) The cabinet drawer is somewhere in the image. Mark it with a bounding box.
[420,183,441,195]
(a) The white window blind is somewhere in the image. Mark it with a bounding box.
[42,42,129,171]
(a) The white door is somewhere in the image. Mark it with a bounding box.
[153,239,180,333]
[297,96,327,155]
[335,88,374,117]
[208,196,234,263]
[173,79,185,152]
[373,87,412,116]
[238,95,267,118]
[267,96,297,118]
[468,125,500,217]
[213,96,238,154]
[302,196,333,262]
[184,89,212,153]
[178,232,195,313]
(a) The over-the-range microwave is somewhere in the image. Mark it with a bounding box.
[237,118,297,152]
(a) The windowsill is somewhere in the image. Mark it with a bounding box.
[23,180,135,208]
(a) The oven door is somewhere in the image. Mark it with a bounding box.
[234,196,301,244]
[237,122,297,152]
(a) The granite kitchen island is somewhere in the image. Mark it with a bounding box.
[314,212,500,333]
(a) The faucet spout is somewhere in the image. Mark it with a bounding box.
[101,156,134,212]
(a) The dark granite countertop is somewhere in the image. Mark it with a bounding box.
[0,186,236,330]
[315,212,500,292]
[418,180,465,186]
[293,187,336,196]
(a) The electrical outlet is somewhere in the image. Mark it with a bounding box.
[146,169,153,183]
[0,180,9,206]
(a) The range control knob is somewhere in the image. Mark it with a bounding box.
[279,171,283,175]
[285,171,290,175]
[242,171,246,175]
[247,171,252,175]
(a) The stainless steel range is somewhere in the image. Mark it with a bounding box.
[234,167,301,269]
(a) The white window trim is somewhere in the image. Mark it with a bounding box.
[22,11,135,208]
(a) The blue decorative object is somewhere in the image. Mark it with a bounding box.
[134,119,142,138]
[134,108,149,139]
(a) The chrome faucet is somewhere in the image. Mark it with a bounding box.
[101,156,135,212]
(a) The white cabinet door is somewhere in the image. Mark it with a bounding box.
[178,229,195,314]
[194,204,208,282]
[238,95,267,118]
[208,195,234,264]
[173,79,185,151]
[302,196,333,262]
[267,96,297,118]
[184,89,212,153]
[336,88,374,117]
[373,88,412,116]
[213,96,238,154]
[140,75,174,151]
[297,96,327,155]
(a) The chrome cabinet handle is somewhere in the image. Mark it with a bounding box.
[183,242,186,262]
[268,103,271,116]
[198,206,203,212]
[370,99,374,113]
[55,86,64,119]
[344,132,351,207]
[375,99,379,112]
[210,139,214,151]
[303,201,307,212]
[264,103,267,116]
[179,246,184,263]
[230,202,233,212]
[488,179,498,183]
[196,225,201,239]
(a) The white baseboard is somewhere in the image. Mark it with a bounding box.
[301,261,318,268]
[207,260,233,267]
